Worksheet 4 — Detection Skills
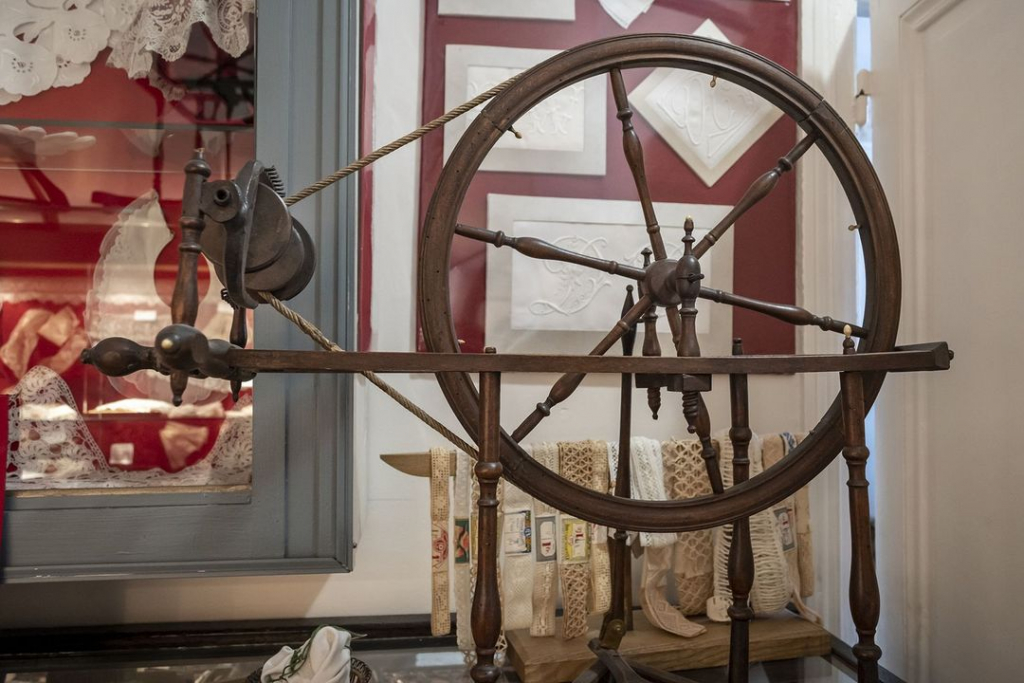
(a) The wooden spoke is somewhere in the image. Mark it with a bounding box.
[694,394,724,495]
[693,133,818,259]
[511,294,653,443]
[699,285,868,337]
[610,68,667,261]
[456,223,646,280]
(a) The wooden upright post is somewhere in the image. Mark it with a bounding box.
[727,339,753,683]
[472,352,503,683]
[840,334,882,683]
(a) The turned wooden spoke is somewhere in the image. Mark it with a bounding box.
[456,223,646,280]
[700,285,868,337]
[511,294,653,443]
[693,133,818,259]
[610,68,667,261]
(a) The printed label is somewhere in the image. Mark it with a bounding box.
[773,506,796,552]
[535,516,557,563]
[503,510,532,555]
[562,517,590,563]
[453,518,471,565]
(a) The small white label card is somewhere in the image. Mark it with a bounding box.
[503,510,533,555]
[444,45,606,175]
[562,517,591,564]
[535,515,558,563]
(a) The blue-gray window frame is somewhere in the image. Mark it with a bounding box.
[0,1,360,582]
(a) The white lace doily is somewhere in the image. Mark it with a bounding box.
[0,0,254,104]
[6,366,252,489]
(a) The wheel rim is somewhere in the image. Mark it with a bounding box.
[419,34,900,532]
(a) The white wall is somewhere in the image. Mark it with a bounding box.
[0,0,809,628]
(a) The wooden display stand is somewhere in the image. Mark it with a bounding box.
[506,611,829,683]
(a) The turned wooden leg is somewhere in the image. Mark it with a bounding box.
[471,363,503,683]
[727,339,754,683]
[840,363,882,683]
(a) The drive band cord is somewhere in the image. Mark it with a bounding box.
[259,74,524,457]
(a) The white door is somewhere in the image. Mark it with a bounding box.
[870,0,1024,680]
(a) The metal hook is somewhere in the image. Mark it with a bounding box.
[507,125,523,139]
[710,74,718,88]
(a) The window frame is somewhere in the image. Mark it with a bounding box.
[1,0,360,582]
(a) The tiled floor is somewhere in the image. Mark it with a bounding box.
[2,647,859,683]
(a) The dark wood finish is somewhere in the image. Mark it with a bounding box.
[610,67,667,261]
[693,133,817,259]
[511,294,652,443]
[727,339,754,683]
[609,286,638,635]
[471,359,503,683]
[840,338,882,683]
[700,286,867,337]
[638,248,663,420]
[217,342,950,378]
[695,395,725,495]
[455,223,646,281]
[419,34,905,533]
[169,150,211,405]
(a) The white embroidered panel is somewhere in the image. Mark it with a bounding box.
[628,19,784,187]
[438,0,574,21]
[444,45,606,175]
[597,0,656,29]
[485,194,735,355]
[509,220,713,334]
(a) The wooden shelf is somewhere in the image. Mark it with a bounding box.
[506,611,830,683]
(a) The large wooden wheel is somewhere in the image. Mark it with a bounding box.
[419,34,900,532]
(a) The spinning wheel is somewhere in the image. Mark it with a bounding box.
[420,34,900,533]
[82,32,949,683]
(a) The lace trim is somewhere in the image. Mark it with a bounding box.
[662,438,715,616]
[629,437,677,548]
[453,451,475,655]
[430,447,452,636]
[502,477,534,631]
[707,431,791,621]
[529,442,560,637]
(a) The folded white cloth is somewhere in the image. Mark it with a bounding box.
[261,627,351,683]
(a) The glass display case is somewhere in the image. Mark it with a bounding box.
[1,2,359,581]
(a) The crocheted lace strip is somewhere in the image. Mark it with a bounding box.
[558,441,596,639]
[430,447,451,636]
[588,440,612,615]
[662,438,714,616]
[640,545,705,638]
[454,451,474,654]
[502,477,534,630]
[629,437,678,548]
[530,442,560,637]
[707,431,791,621]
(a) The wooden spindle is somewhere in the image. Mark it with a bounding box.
[840,333,882,683]
[472,352,503,683]
[169,150,211,406]
[727,338,754,683]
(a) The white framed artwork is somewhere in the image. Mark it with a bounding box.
[443,45,607,176]
[628,19,784,187]
[484,194,735,355]
[438,0,575,21]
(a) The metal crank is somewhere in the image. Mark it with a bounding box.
[83,151,316,405]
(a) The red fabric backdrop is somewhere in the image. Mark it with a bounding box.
[410,0,798,354]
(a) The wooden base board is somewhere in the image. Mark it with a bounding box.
[506,611,830,683]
